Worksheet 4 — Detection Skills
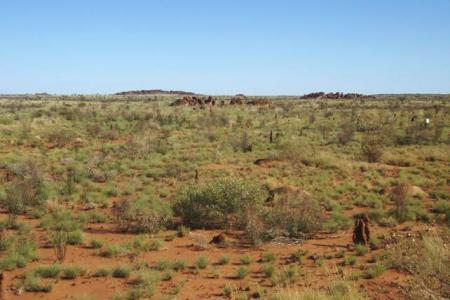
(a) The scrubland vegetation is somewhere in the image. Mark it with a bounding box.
[0,94,448,299]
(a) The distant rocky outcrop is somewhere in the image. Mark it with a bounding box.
[115,89,197,96]
[170,96,272,107]
[300,92,374,99]
[170,96,215,107]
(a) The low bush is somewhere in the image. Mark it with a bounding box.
[363,263,386,279]
[173,259,187,271]
[89,239,104,249]
[195,256,209,270]
[33,264,61,278]
[218,255,231,265]
[236,266,249,279]
[388,231,449,299]
[267,194,323,239]
[261,264,275,278]
[61,265,87,279]
[173,178,265,229]
[361,132,384,163]
[355,244,369,256]
[99,244,124,257]
[154,259,172,271]
[324,212,352,233]
[112,265,131,278]
[93,267,110,277]
[261,251,277,263]
[23,274,52,293]
[239,255,252,265]
[113,196,172,233]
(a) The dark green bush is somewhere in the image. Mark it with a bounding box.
[173,178,265,229]
[114,195,172,233]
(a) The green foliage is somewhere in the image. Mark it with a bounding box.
[361,132,384,163]
[261,264,275,278]
[324,212,353,233]
[355,244,369,256]
[112,265,131,278]
[218,255,231,265]
[195,255,209,270]
[0,234,37,271]
[99,244,124,258]
[343,256,357,266]
[94,267,111,277]
[239,255,252,265]
[236,266,249,279]
[0,160,48,225]
[363,263,386,279]
[34,264,61,278]
[41,209,83,262]
[61,265,87,279]
[114,196,172,233]
[130,270,161,299]
[261,251,277,263]
[173,259,187,271]
[89,238,104,249]
[176,225,190,237]
[289,249,308,263]
[154,259,172,271]
[267,194,324,239]
[23,273,52,292]
[174,178,265,229]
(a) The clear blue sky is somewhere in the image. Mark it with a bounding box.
[1,1,449,95]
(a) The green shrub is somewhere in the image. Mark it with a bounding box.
[388,231,449,299]
[289,249,308,263]
[161,270,173,281]
[278,265,301,286]
[361,132,384,163]
[154,259,172,271]
[433,201,450,224]
[130,270,161,298]
[173,178,265,229]
[261,264,275,278]
[0,160,48,225]
[99,244,123,257]
[176,225,190,237]
[268,194,323,239]
[23,274,52,292]
[67,229,84,245]
[324,212,352,233]
[113,196,172,233]
[147,239,164,251]
[61,265,87,279]
[93,267,110,277]
[240,255,252,265]
[236,266,249,279]
[41,209,83,262]
[34,264,61,278]
[218,255,231,265]
[261,252,277,263]
[343,256,357,266]
[195,256,209,270]
[0,253,28,270]
[363,263,386,279]
[173,259,187,272]
[89,238,104,249]
[112,265,131,278]
[355,244,369,256]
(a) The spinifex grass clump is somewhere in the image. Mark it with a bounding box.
[41,209,84,262]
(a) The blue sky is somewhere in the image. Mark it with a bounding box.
[1,1,449,95]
